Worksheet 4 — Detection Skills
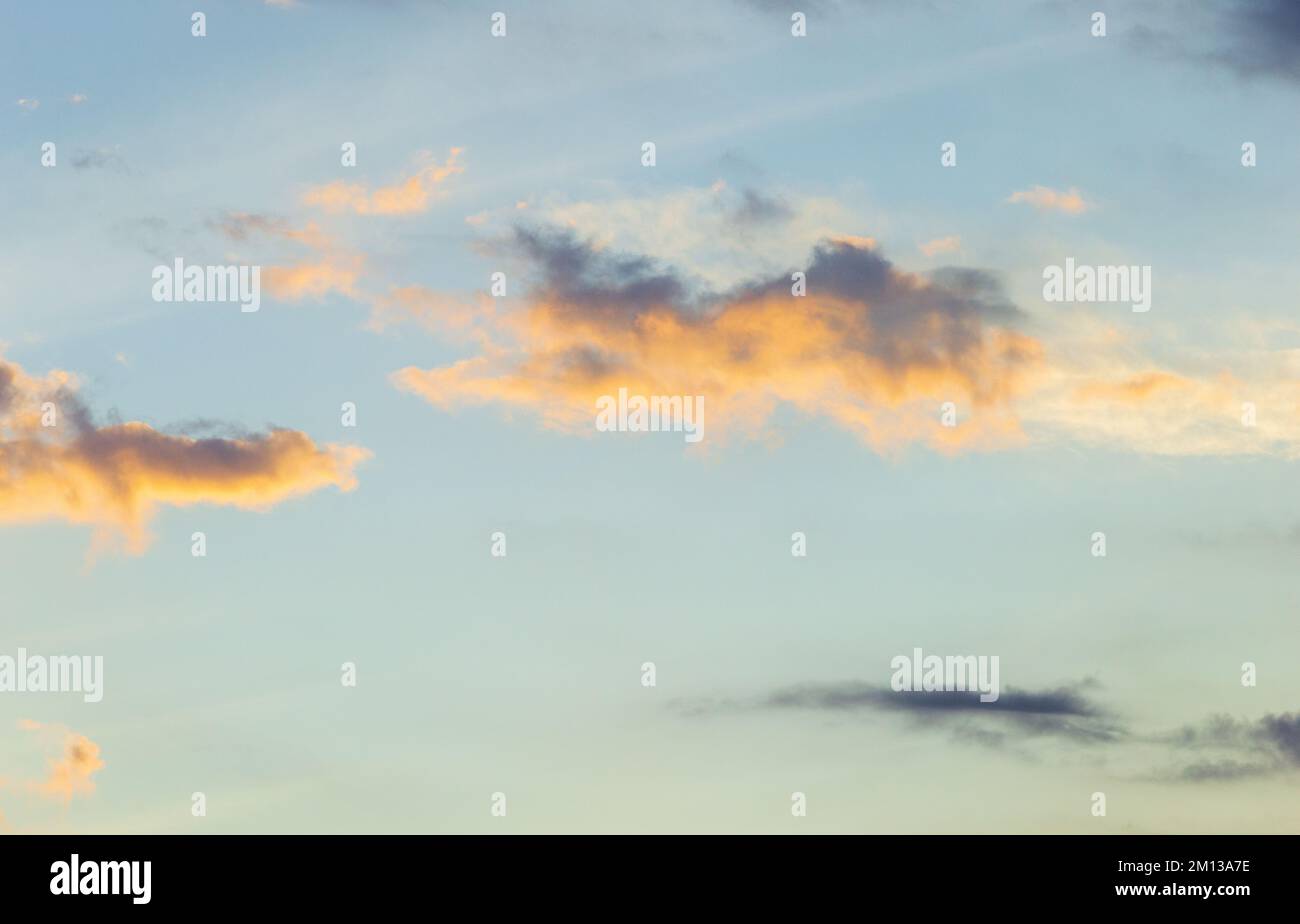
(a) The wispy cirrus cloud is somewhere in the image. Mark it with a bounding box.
[302,148,464,216]
[209,212,362,302]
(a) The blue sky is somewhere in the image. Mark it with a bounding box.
[1,0,1298,833]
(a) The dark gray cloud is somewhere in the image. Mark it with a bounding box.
[676,679,1123,745]
[742,238,1027,388]
[743,238,1021,322]
[677,674,1300,781]
[764,681,1094,716]
[1216,0,1300,82]
[1163,712,1300,779]
[508,225,695,322]
[1126,0,1300,85]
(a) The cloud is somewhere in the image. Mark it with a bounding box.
[7,722,104,804]
[758,680,1123,743]
[919,235,961,257]
[1215,0,1300,82]
[210,212,361,302]
[1006,185,1091,214]
[1127,0,1300,85]
[529,182,869,289]
[209,211,296,242]
[15,98,39,111]
[224,175,1298,459]
[368,285,497,344]
[1018,316,1300,458]
[673,678,1124,755]
[0,356,369,554]
[728,188,795,227]
[1070,370,1188,404]
[1161,712,1300,780]
[33,735,104,802]
[208,211,340,253]
[263,260,361,300]
[302,148,463,215]
[676,676,1300,780]
[393,225,1042,452]
[68,93,88,105]
[70,147,127,172]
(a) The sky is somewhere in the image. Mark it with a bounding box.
[1,0,1298,833]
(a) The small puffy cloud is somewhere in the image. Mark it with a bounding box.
[68,93,88,105]
[10,722,104,804]
[1006,185,1092,214]
[0,356,369,554]
[34,736,104,802]
[919,235,961,257]
[15,98,39,111]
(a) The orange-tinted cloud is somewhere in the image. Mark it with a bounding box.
[0,357,369,553]
[368,285,498,347]
[302,148,463,216]
[919,235,961,257]
[211,213,362,302]
[1016,313,1300,457]
[9,721,104,804]
[392,228,1044,452]
[1070,370,1188,404]
[1006,185,1092,214]
[34,735,104,802]
[263,258,360,300]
